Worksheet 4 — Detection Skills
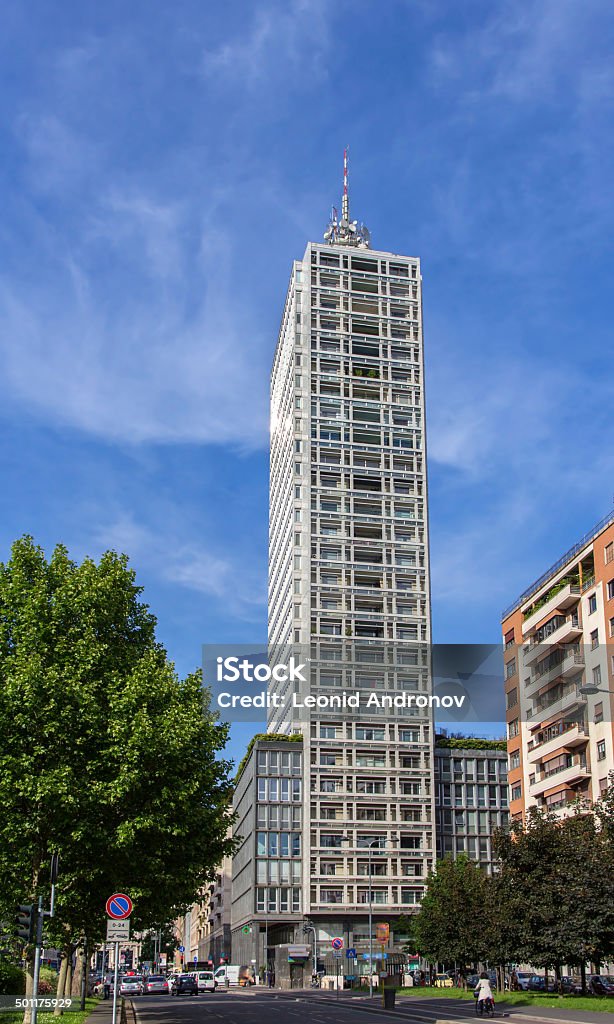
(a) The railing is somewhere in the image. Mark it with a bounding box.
[527,721,586,751]
[502,507,614,619]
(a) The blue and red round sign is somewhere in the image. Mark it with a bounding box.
[106,893,133,919]
[331,937,344,951]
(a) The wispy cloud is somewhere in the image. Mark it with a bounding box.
[94,512,266,621]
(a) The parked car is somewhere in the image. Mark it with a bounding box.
[144,975,169,995]
[194,970,216,993]
[171,974,198,996]
[514,972,533,991]
[587,976,614,996]
[527,975,556,992]
[434,973,454,987]
[119,976,144,997]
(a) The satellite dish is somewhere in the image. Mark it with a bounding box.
[361,224,371,245]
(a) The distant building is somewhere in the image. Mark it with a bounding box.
[434,736,509,873]
[231,734,305,971]
[502,509,614,821]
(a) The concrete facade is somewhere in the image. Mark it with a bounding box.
[502,510,614,821]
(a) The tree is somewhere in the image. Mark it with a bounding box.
[493,806,614,985]
[0,537,234,1015]
[414,855,488,972]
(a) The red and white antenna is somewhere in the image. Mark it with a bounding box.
[342,146,349,223]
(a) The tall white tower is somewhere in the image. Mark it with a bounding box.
[268,154,435,953]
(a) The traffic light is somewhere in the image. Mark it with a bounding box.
[16,905,35,943]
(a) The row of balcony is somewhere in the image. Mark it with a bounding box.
[528,754,590,797]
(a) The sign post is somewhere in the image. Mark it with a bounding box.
[107,894,133,1024]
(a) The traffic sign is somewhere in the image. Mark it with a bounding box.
[178,946,185,953]
[106,893,133,919]
[193,956,198,963]
[241,926,251,934]
[331,937,344,950]
[333,951,343,958]
[106,919,130,942]
[346,948,356,959]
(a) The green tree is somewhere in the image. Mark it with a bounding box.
[0,537,234,1013]
[414,855,488,972]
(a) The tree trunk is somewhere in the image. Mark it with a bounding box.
[554,965,561,995]
[71,946,83,998]
[580,961,587,996]
[54,955,70,1016]
[544,967,549,993]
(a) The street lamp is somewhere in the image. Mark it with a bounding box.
[363,833,398,999]
[579,684,614,696]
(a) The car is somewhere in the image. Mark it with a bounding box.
[171,974,198,996]
[194,971,216,993]
[588,975,614,996]
[119,975,144,996]
[434,973,454,987]
[527,975,555,992]
[144,975,169,995]
[514,972,533,991]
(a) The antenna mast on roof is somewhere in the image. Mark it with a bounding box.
[323,148,371,248]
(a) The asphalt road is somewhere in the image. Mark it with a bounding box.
[132,990,478,1024]
[132,990,605,1024]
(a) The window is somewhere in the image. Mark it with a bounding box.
[511,785,522,801]
[356,727,385,741]
[508,718,519,738]
[509,750,520,770]
[591,628,599,649]
[506,688,518,710]
[506,658,516,679]
[593,665,602,687]
[400,728,419,743]
[589,593,598,614]
[597,740,606,761]
[608,579,614,600]
[610,616,614,638]
[606,542,614,565]
[320,726,337,739]
[595,702,604,724]
[600,777,609,795]
[504,628,515,649]
[320,889,343,904]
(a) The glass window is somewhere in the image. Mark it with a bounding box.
[292,779,302,800]
[268,833,279,856]
[292,832,301,856]
[256,888,265,912]
[257,833,267,856]
[257,779,266,801]
[269,778,279,801]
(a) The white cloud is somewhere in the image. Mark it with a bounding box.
[201,0,331,88]
[94,513,266,620]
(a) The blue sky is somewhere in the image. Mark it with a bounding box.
[1,0,613,766]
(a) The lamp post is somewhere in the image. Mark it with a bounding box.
[579,684,614,696]
[367,838,381,1000]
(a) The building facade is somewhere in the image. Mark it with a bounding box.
[502,510,614,821]
[265,169,436,956]
[434,737,509,873]
[230,735,304,969]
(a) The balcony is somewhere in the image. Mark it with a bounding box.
[526,721,588,762]
[528,685,587,722]
[522,615,583,665]
[522,582,581,635]
[525,645,585,695]
[529,755,590,796]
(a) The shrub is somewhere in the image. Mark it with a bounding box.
[0,961,26,995]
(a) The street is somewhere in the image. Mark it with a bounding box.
[130,990,607,1024]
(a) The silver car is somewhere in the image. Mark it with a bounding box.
[119,975,144,996]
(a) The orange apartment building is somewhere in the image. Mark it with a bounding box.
[502,510,614,821]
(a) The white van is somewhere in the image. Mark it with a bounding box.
[214,965,254,987]
[194,970,216,993]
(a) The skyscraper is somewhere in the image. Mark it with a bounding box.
[266,154,435,957]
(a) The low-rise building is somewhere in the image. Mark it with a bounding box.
[434,735,509,872]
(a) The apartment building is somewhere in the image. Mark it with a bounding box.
[502,509,614,821]
[434,736,509,873]
[265,163,435,955]
[230,735,304,967]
